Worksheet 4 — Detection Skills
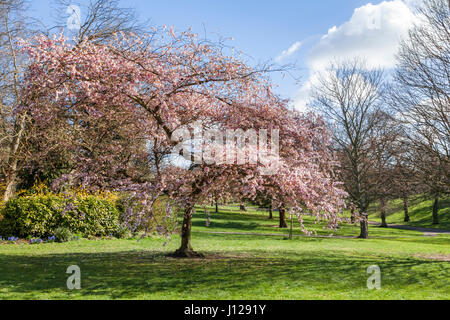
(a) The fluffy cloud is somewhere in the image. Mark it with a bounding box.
[275,41,302,63]
[308,0,418,70]
[293,0,420,111]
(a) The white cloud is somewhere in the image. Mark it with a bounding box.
[275,41,302,63]
[293,0,420,111]
[404,0,424,9]
[308,0,418,71]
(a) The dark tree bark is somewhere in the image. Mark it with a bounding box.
[240,203,246,211]
[350,207,355,223]
[268,206,273,220]
[432,193,439,225]
[358,213,369,239]
[403,192,410,222]
[215,200,219,213]
[379,197,388,228]
[279,207,288,228]
[172,206,204,258]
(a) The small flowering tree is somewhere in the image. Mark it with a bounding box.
[21,28,347,256]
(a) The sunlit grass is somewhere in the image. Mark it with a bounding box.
[0,205,448,300]
[368,194,450,229]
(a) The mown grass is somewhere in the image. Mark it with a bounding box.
[193,205,427,237]
[368,194,450,230]
[0,205,448,300]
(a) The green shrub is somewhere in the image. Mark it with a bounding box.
[0,194,121,238]
[114,225,131,239]
[54,227,72,243]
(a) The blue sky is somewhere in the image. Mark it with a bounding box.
[29,0,420,109]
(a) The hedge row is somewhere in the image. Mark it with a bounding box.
[0,194,122,238]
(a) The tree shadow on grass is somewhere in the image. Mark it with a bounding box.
[0,249,447,299]
[191,210,270,231]
[193,209,269,223]
[191,219,261,231]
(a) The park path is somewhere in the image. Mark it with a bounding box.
[369,221,450,236]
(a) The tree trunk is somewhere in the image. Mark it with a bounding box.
[289,213,293,239]
[3,114,26,202]
[215,200,219,213]
[350,207,355,223]
[3,169,18,202]
[172,206,204,258]
[268,206,273,219]
[358,213,369,239]
[432,193,439,225]
[3,16,26,202]
[240,203,246,211]
[279,207,287,228]
[380,197,388,228]
[403,192,410,222]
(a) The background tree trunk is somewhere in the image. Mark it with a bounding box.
[240,203,246,211]
[215,200,219,213]
[279,207,287,228]
[268,206,273,219]
[403,193,410,222]
[358,213,369,239]
[380,197,388,228]
[350,207,355,223]
[432,193,439,225]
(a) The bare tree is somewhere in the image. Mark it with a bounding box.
[369,111,401,228]
[0,0,32,201]
[53,0,146,44]
[390,135,423,223]
[390,0,449,224]
[310,58,386,238]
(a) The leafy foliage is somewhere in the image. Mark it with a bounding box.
[113,225,131,239]
[0,193,121,238]
[53,227,72,243]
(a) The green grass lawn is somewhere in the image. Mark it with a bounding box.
[368,194,450,229]
[0,205,449,300]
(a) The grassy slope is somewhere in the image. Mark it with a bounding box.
[0,206,449,300]
[368,194,450,230]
